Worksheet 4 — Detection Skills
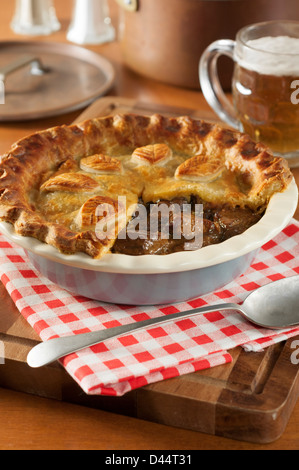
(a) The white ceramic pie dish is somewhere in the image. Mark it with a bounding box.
[0,178,297,305]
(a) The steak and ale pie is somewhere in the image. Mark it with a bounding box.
[0,114,292,258]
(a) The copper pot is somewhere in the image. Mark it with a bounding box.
[115,0,299,89]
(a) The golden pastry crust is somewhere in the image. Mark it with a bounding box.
[131,143,173,166]
[0,114,292,259]
[175,155,225,182]
[80,154,122,175]
[75,195,120,230]
[40,173,101,193]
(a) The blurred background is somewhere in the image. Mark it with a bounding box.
[3,0,299,91]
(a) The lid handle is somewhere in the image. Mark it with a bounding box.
[0,55,49,82]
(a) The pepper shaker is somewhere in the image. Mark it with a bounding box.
[67,0,115,45]
[11,0,61,36]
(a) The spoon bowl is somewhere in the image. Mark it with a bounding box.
[239,275,299,329]
[27,276,299,368]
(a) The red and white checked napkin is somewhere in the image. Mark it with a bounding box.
[0,221,299,397]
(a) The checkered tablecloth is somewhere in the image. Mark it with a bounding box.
[0,221,299,396]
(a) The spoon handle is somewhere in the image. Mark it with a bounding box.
[27,302,239,368]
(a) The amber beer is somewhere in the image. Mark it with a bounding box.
[200,22,299,165]
[232,36,299,156]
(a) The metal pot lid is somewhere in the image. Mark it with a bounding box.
[0,41,115,121]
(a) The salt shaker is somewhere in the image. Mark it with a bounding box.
[67,0,115,45]
[11,0,61,36]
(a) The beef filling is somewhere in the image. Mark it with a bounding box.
[112,197,263,255]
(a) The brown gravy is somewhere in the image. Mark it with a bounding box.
[112,197,263,255]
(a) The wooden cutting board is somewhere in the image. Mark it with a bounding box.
[0,97,299,444]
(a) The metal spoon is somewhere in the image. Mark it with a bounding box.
[27,276,299,368]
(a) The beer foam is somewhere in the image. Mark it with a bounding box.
[237,36,299,76]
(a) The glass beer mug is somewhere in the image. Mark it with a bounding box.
[199,21,299,167]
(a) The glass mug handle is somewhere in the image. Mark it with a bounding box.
[199,39,241,130]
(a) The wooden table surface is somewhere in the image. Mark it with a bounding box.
[0,0,298,450]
